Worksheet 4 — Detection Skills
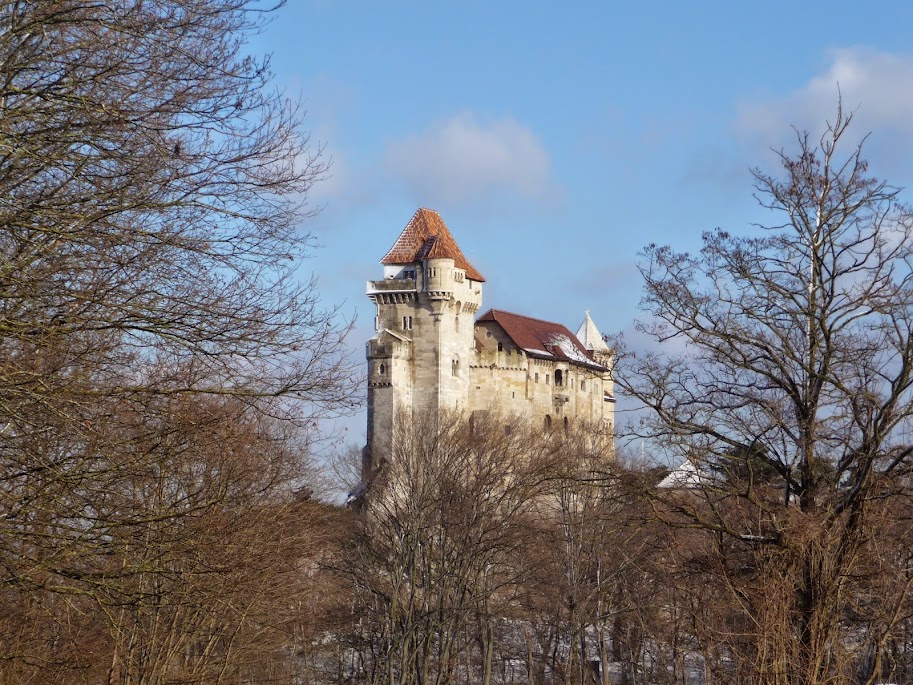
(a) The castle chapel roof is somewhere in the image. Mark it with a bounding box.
[477,309,607,370]
[380,208,486,282]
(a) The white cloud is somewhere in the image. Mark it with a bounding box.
[738,48,913,154]
[385,113,552,207]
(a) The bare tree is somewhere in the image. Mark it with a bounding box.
[0,0,354,414]
[614,104,913,685]
[343,412,547,685]
[0,1,357,680]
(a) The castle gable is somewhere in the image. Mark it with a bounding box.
[380,208,486,281]
[476,309,607,370]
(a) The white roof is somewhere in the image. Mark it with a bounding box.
[657,460,706,489]
[576,311,610,353]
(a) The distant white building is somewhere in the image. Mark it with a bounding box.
[657,460,705,489]
[364,208,615,472]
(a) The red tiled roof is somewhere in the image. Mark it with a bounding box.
[477,309,606,370]
[381,208,485,282]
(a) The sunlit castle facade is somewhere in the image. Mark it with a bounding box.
[364,208,614,473]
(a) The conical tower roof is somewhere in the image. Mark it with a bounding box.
[380,208,485,282]
[576,310,610,353]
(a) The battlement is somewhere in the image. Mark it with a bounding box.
[367,278,416,293]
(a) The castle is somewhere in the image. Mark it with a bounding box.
[365,208,614,470]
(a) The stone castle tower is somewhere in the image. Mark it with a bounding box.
[365,208,613,474]
[366,208,484,466]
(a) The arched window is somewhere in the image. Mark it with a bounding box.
[555,369,564,387]
[452,358,460,377]
[497,342,503,352]
[379,363,386,375]
[544,414,552,431]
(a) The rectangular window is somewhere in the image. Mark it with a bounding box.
[535,373,539,384]
[545,374,550,385]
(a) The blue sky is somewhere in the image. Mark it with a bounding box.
[250,1,913,447]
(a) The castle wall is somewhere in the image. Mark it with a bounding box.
[470,321,613,431]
